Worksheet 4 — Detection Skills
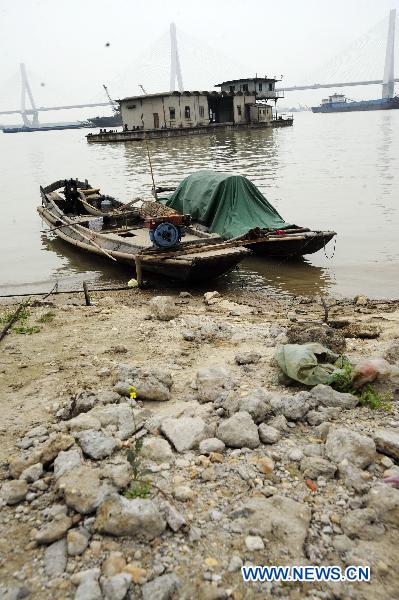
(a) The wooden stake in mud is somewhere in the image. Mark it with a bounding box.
[83,281,91,306]
[135,256,143,288]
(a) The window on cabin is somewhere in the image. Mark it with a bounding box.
[229,85,235,92]
[169,107,176,120]
[269,83,273,91]
[259,83,262,91]
[242,84,248,92]
[237,105,242,116]
[184,106,190,119]
[199,105,204,118]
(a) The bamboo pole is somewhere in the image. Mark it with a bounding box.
[145,138,157,199]
[42,210,118,262]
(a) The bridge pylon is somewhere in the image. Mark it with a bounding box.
[382,9,396,98]
[20,63,39,127]
[170,23,184,92]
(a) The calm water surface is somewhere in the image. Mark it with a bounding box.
[1,111,398,297]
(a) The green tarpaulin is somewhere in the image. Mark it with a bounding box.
[160,170,293,240]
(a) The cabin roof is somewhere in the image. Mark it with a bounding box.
[118,90,256,103]
[215,77,278,86]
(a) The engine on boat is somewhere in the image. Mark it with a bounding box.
[145,214,191,249]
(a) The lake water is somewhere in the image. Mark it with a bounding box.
[1,110,398,298]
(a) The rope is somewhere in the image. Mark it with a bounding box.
[323,237,336,259]
[0,284,131,300]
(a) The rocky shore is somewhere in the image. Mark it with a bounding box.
[0,288,399,600]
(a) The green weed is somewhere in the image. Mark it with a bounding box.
[37,311,55,323]
[13,325,41,335]
[123,434,152,500]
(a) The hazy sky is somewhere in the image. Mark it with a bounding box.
[0,0,397,121]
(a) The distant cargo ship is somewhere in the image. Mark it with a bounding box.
[311,93,399,113]
[85,111,122,128]
[2,123,89,134]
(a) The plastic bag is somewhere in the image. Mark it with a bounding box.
[274,343,339,386]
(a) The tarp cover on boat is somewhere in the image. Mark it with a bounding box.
[160,170,293,239]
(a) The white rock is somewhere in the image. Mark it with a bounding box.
[234,389,273,424]
[131,368,173,402]
[258,424,281,445]
[309,384,358,409]
[173,485,194,502]
[101,573,132,600]
[235,351,261,365]
[74,568,102,600]
[228,555,243,572]
[67,528,90,556]
[161,417,210,453]
[374,429,399,461]
[268,415,288,431]
[380,456,394,468]
[25,425,48,438]
[44,539,67,577]
[20,462,43,483]
[325,427,376,468]
[58,465,115,514]
[53,448,83,480]
[149,296,179,321]
[271,391,314,421]
[141,437,173,463]
[203,291,220,305]
[75,429,117,460]
[67,414,102,432]
[245,535,264,551]
[101,462,132,490]
[300,456,336,479]
[216,411,260,449]
[199,438,225,454]
[366,485,399,525]
[95,495,166,539]
[195,367,232,403]
[36,515,72,544]
[163,502,186,531]
[142,573,181,600]
[288,449,304,462]
[0,480,28,505]
[231,495,311,559]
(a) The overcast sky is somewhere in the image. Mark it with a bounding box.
[0,0,397,121]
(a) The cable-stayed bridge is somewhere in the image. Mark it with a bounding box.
[0,9,397,127]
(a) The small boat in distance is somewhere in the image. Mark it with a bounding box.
[38,180,250,283]
[159,171,336,258]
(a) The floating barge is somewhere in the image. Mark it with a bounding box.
[87,118,293,143]
[87,79,293,143]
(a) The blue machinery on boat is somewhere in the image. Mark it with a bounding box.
[145,214,192,249]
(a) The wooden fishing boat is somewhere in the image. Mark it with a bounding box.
[157,172,337,258]
[38,180,250,283]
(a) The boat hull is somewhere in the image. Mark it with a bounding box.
[246,231,336,257]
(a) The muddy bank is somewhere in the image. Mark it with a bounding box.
[0,288,399,600]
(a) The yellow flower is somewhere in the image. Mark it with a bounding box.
[129,385,137,400]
